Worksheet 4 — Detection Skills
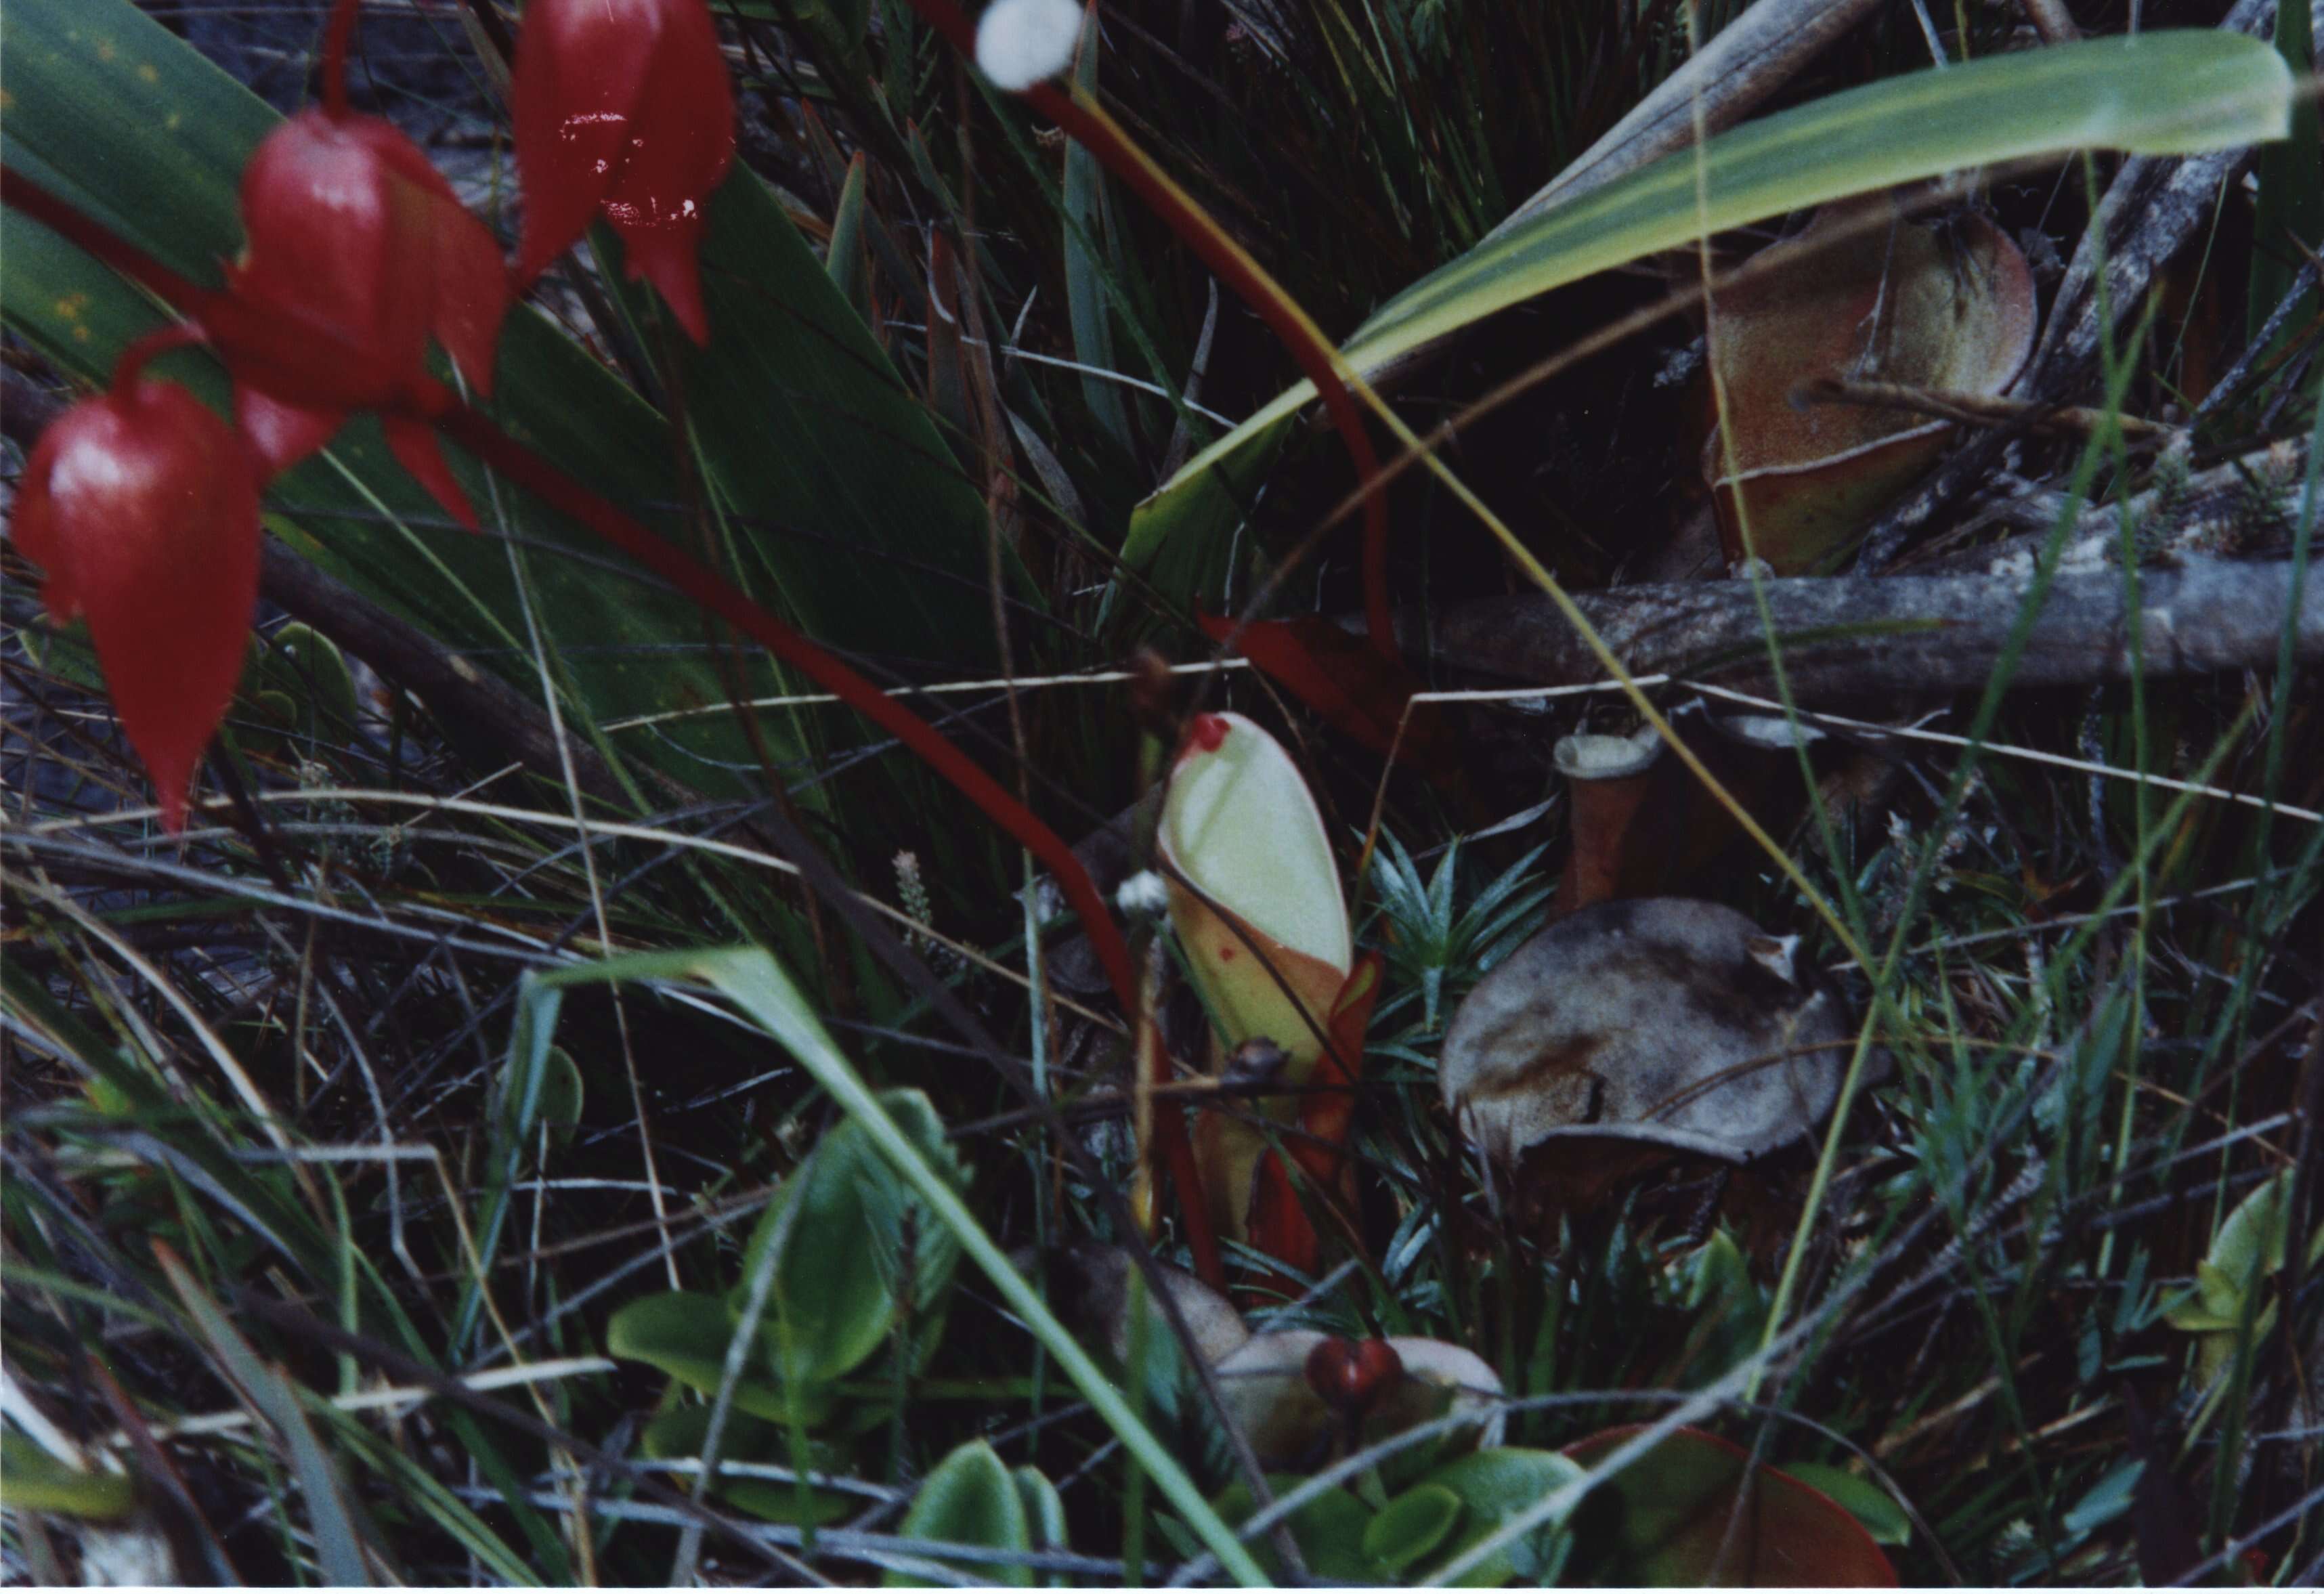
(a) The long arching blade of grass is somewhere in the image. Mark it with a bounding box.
[154,1243,386,1587]
[515,948,1273,1587]
[1124,30,2294,605]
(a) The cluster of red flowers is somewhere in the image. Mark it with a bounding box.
[14,0,734,829]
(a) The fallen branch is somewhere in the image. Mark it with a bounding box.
[1419,555,2321,699]
[1910,438,2311,575]
[255,538,639,805]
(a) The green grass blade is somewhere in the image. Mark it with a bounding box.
[1124,30,2295,607]
[1063,10,1132,452]
[155,1247,385,1586]
[595,162,1037,666]
[829,152,874,316]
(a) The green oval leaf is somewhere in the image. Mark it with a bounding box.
[1418,1447,1588,1586]
[734,1088,968,1391]
[1012,1465,1069,1588]
[885,1440,1031,1587]
[605,1291,830,1425]
[255,622,359,739]
[1202,1473,1378,1585]
[1364,1482,1465,1575]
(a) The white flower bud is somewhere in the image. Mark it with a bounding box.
[975,0,1084,92]
[1115,868,1169,917]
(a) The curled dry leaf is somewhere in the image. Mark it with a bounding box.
[1440,899,1853,1168]
[1213,1330,1505,1471]
[1704,202,2035,572]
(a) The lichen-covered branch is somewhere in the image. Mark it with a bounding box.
[1421,554,2321,699]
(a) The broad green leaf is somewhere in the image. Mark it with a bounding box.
[884,1440,1032,1587]
[734,1089,967,1392]
[2162,1171,2317,1383]
[1012,1465,1069,1587]
[1201,1474,1379,1585]
[492,1044,583,1149]
[595,163,1037,665]
[2166,1171,2324,1332]
[1363,1482,1465,1576]
[2208,1169,2319,1283]
[605,1291,832,1425]
[1672,1228,1772,1388]
[1123,31,2296,609]
[250,623,360,744]
[1417,1448,1586,1586]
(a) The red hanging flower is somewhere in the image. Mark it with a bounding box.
[511,0,735,344]
[12,335,262,832]
[218,100,510,527]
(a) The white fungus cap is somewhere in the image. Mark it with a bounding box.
[975,0,1084,91]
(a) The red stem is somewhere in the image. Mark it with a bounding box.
[111,324,209,392]
[902,0,1397,655]
[5,171,210,307]
[435,400,1220,1283]
[321,0,361,118]
[0,162,1225,1287]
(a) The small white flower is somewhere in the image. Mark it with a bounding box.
[975,0,1084,92]
[1115,869,1169,917]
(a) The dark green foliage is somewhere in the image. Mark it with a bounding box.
[5,0,2320,1585]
